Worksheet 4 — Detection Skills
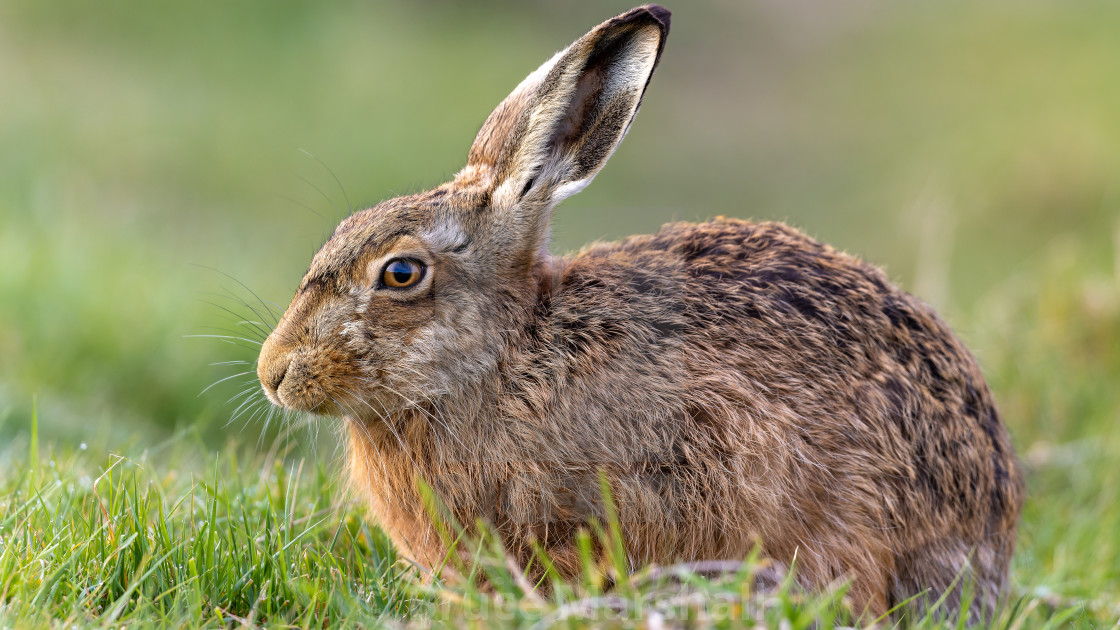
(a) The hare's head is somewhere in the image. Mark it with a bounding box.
[257,6,669,418]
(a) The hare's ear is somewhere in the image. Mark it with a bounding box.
[463,5,669,216]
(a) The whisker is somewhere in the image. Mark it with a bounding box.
[198,289,277,318]
[257,404,278,447]
[200,321,272,341]
[226,381,263,405]
[226,395,267,429]
[246,396,280,435]
[199,295,278,340]
[299,148,353,219]
[185,334,263,346]
[345,392,421,471]
[198,370,258,397]
[219,286,282,331]
[196,299,273,342]
[197,321,269,336]
[275,191,328,224]
[368,375,467,453]
[295,173,345,224]
[190,263,283,327]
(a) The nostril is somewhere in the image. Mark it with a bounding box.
[265,359,291,393]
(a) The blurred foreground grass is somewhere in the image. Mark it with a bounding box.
[1,0,1119,626]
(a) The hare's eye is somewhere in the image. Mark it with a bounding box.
[381,258,425,289]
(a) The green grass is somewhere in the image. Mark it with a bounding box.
[0,425,406,627]
[2,0,1119,627]
[0,424,1111,628]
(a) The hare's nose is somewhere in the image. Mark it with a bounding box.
[261,358,290,394]
[258,326,291,398]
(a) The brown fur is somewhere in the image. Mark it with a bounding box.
[257,5,1023,621]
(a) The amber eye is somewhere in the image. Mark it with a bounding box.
[381,258,425,289]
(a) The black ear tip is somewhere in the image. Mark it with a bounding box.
[643,4,672,32]
[613,5,671,37]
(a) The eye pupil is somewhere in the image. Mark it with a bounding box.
[381,259,424,288]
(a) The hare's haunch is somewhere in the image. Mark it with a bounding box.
[257,5,1022,619]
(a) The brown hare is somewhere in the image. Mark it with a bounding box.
[256,4,1023,620]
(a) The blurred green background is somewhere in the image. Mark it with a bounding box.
[2,0,1119,597]
[1,0,1117,430]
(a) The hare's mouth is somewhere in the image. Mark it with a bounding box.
[257,340,363,415]
[276,372,402,422]
[258,356,337,414]
[267,374,333,414]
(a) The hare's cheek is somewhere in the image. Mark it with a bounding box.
[392,303,500,395]
[359,295,437,340]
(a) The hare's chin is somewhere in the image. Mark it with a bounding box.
[272,393,325,414]
[272,381,334,415]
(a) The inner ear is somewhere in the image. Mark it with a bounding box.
[545,30,652,185]
[553,32,635,150]
[551,60,608,151]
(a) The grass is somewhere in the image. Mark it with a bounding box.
[0,423,407,627]
[2,0,1120,627]
[0,426,1109,628]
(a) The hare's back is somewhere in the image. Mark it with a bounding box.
[562,217,1020,549]
[571,217,904,355]
[575,217,997,425]
[580,217,946,370]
